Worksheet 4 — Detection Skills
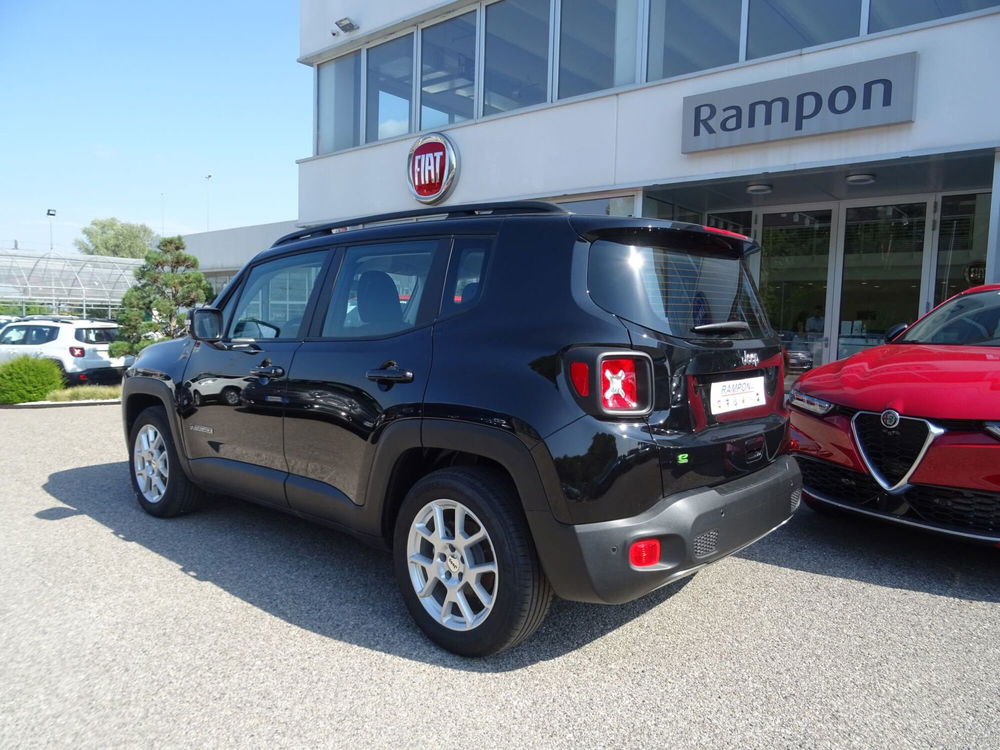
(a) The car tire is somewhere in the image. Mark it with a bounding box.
[392,467,553,657]
[129,406,205,518]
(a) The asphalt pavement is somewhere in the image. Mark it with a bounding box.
[1,405,998,748]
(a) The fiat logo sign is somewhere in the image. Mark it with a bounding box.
[407,133,458,204]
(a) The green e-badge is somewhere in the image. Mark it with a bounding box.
[677,453,689,465]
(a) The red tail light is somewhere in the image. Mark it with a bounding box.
[629,538,661,567]
[569,362,590,397]
[600,357,639,412]
[69,347,85,358]
[566,350,653,417]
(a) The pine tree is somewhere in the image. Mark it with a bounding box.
[110,236,213,357]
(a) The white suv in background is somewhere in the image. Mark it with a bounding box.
[0,316,130,384]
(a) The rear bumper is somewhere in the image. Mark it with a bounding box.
[67,366,125,385]
[528,455,801,604]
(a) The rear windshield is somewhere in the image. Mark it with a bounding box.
[588,238,771,340]
[75,327,117,344]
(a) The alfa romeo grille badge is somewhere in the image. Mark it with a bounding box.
[880,409,901,429]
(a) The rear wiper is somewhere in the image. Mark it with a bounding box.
[691,321,751,335]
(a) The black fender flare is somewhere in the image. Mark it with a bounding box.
[121,376,196,481]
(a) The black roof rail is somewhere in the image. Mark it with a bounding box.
[272,200,567,247]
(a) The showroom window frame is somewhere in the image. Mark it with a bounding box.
[311,0,1000,156]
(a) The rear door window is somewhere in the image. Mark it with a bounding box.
[75,327,118,344]
[321,239,447,338]
[440,237,490,317]
[588,237,771,340]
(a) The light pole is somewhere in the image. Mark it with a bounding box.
[204,174,213,231]
[46,209,56,250]
[160,192,165,235]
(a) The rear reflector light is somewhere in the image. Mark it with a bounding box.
[569,362,589,397]
[600,358,638,411]
[629,539,660,567]
[69,347,85,358]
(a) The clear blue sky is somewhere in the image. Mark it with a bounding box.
[0,1,310,253]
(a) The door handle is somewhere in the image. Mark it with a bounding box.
[366,364,414,384]
[250,365,285,378]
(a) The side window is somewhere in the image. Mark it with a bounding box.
[0,325,27,345]
[24,326,59,345]
[322,239,444,339]
[441,237,490,317]
[228,251,328,340]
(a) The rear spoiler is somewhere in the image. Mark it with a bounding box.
[568,216,759,257]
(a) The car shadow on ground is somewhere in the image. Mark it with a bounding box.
[736,503,1000,603]
[41,462,689,672]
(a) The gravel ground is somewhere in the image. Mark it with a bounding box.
[1,404,998,748]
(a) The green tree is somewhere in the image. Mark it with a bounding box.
[110,236,213,357]
[74,217,157,258]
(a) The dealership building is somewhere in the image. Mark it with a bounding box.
[188,0,1000,369]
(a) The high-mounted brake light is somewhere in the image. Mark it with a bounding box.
[600,357,638,411]
[701,225,748,241]
[69,347,85,358]
[629,539,661,567]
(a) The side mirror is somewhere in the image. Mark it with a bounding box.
[884,322,909,343]
[191,308,223,343]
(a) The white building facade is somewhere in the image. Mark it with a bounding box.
[290,0,1000,367]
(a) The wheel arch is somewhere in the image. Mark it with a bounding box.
[370,419,552,548]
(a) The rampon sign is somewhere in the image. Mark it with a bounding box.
[681,53,916,153]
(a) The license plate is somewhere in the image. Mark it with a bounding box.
[710,376,766,415]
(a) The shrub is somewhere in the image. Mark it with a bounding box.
[0,356,65,404]
[45,385,121,402]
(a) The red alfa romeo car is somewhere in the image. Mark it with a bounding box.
[788,284,1000,545]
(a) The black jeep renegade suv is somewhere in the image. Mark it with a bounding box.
[122,201,801,656]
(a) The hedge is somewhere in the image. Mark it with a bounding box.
[0,356,65,404]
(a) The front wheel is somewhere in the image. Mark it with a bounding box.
[393,467,552,657]
[129,406,204,517]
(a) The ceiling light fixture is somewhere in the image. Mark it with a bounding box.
[845,173,876,186]
[745,183,772,195]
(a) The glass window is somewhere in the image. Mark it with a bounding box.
[317,52,361,154]
[230,252,327,340]
[934,193,991,304]
[759,210,831,369]
[558,0,638,99]
[75,327,117,344]
[838,203,926,359]
[747,0,862,59]
[706,211,752,236]
[421,12,477,129]
[647,0,741,81]
[366,35,414,142]
[322,240,444,338]
[559,196,635,216]
[0,325,28,344]
[441,237,491,317]
[589,237,771,340]
[484,0,551,115]
[869,0,1000,33]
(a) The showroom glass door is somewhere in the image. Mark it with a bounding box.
[755,207,836,375]
[835,199,931,360]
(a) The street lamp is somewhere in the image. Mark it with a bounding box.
[46,209,56,250]
[204,174,213,231]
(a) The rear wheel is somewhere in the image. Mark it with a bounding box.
[129,406,204,517]
[393,467,552,657]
